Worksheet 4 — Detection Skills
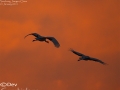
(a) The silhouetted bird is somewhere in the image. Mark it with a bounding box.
[69,48,106,65]
[24,33,60,48]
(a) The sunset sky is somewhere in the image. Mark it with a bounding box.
[0,0,119,90]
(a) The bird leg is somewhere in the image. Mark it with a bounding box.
[78,57,82,61]
[78,59,81,61]
[45,40,49,43]
[32,40,37,42]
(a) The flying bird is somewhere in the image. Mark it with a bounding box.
[69,48,106,65]
[24,33,60,48]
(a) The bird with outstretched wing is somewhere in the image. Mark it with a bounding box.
[69,48,85,56]
[88,57,106,65]
[69,48,107,65]
[46,37,60,48]
[24,33,60,48]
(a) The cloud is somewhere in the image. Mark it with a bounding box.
[0,0,119,90]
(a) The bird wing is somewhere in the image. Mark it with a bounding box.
[69,49,85,56]
[89,57,106,65]
[24,33,42,39]
[46,37,60,48]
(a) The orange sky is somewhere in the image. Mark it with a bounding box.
[0,0,120,90]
